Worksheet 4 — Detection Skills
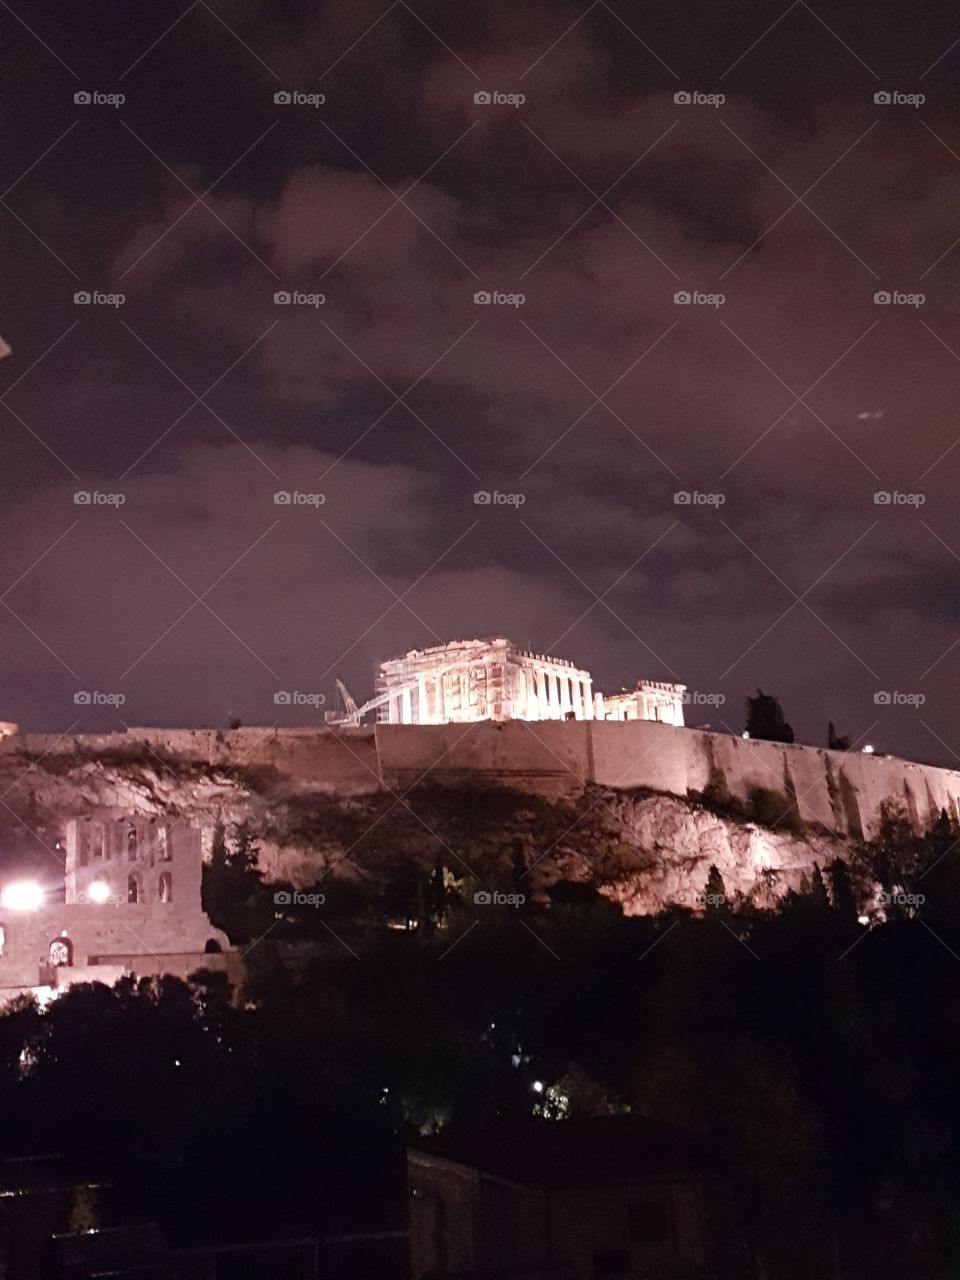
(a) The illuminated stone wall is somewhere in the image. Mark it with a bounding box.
[1,722,958,845]
[0,818,229,993]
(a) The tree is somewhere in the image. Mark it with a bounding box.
[703,864,727,911]
[827,859,858,921]
[68,1183,98,1235]
[202,819,267,942]
[231,820,261,876]
[746,690,794,744]
[808,863,830,911]
[827,721,852,751]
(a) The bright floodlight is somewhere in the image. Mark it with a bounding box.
[0,881,43,911]
[87,880,111,904]
[863,744,875,754]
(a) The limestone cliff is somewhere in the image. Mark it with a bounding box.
[0,737,850,913]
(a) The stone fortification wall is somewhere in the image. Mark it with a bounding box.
[3,721,958,840]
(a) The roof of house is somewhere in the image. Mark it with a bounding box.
[409,1115,715,1190]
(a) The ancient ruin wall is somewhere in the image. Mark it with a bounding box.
[2,721,958,839]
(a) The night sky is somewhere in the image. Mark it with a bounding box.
[3,0,960,762]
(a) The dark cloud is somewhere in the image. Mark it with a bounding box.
[3,0,960,764]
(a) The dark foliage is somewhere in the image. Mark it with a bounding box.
[746,691,794,744]
[4,811,960,1278]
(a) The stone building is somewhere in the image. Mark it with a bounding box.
[0,817,232,1000]
[408,1116,748,1279]
[598,681,686,726]
[375,638,684,727]
[377,638,594,725]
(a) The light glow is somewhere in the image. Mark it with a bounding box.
[87,880,111,904]
[0,881,43,911]
[863,744,875,754]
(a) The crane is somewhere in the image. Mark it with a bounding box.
[325,678,408,727]
[325,658,477,726]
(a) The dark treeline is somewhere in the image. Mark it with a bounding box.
[3,807,960,1277]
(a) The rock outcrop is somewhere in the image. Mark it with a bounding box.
[0,736,850,914]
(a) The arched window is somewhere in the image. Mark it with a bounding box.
[127,826,138,861]
[157,825,172,861]
[127,874,141,904]
[49,934,73,968]
[91,825,104,860]
[158,872,172,904]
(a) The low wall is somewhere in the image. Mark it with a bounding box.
[0,903,228,988]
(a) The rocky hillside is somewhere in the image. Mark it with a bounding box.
[0,739,851,912]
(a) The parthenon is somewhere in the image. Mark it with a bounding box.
[375,638,685,727]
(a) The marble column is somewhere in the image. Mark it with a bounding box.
[582,678,594,719]
[536,668,550,719]
[571,678,583,720]
[559,673,572,717]
[548,671,560,719]
[400,687,413,724]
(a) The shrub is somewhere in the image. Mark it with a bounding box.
[749,785,803,835]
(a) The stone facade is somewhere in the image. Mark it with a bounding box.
[375,637,684,726]
[66,817,201,911]
[0,818,231,997]
[599,681,686,725]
